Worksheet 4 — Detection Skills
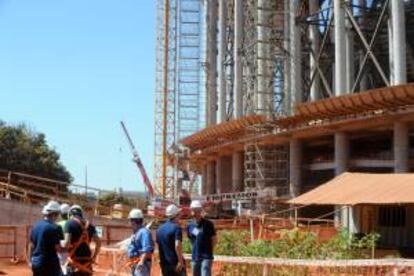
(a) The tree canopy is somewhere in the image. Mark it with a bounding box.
[0,121,72,182]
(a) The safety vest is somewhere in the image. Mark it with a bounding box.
[66,217,93,274]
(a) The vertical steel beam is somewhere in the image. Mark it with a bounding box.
[207,160,216,194]
[202,164,208,195]
[161,0,170,197]
[219,0,227,122]
[390,0,407,85]
[335,132,349,176]
[358,0,368,91]
[234,0,243,118]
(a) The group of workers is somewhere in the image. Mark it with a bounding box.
[127,200,216,276]
[29,201,101,276]
[28,199,216,276]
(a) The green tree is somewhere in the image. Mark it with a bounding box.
[0,121,72,182]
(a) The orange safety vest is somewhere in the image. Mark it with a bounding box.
[66,218,93,274]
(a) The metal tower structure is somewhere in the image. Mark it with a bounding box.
[154,0,204,199]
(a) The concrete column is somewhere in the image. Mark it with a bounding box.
[216,157,223,194]
[394,122,409,173]
[388,15,394,84]
[219,0,227,122]
[202,164,208,195]
[334,0,346,96]
[390,0,407,85]
[335,132,349,175]
[206,161,216,194]
[289,139,302,197]
[290,0,302,112]
[345,0,354,93]
[232,152,243,192]
[309,0,320,101]
[206,0,218,125]
[234,0,243,118]
[283,0,291,113]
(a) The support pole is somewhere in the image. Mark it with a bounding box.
[202,164,208,195]
[216,157,223,194]
[234,0,243,118]
[345,0,354,93]
[335,132,349,175]
[219,0,227,122]
[257,0,270,114]
[390,0,407,85]
[394,122,409,173]
[358,0,368,91]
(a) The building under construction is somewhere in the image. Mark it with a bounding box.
[154,0,414,246]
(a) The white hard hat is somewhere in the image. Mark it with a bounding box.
[69,204,83,216]
[42,201,61,215]
[128,208,144,219]
[60,203,70,215]
[165,204,181,218]
[190,200,203,209]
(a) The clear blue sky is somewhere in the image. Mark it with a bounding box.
[0,1,156,192]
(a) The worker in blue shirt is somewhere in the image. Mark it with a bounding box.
[156,204,186,276]
[29,200,64,276]
[127,208,154,276]
[187,200,217,276]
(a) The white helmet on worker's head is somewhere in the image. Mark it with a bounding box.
[42,201,61,215]
[69,204,83,217]
[128,208,144,219]
[190,200,203,210]
[60,203,70,215]
[165,204,181,218]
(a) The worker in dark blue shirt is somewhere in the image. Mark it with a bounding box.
[187,200,216,276]
[62,205,101,276]
[29,200,64,276]
[156,204,186,276]
[127,208,154,276]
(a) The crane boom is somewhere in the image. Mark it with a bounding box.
[120,121,155,198]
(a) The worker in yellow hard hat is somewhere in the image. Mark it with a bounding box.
[126,208,154,276]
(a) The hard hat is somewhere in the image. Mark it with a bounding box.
[165,204,181,218]
[42,201,61,215]
[128,208,144,219]
[60,203,70,215]
[190,200,203,209]
[69,204,83,216]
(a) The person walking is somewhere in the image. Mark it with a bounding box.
[126,208,154,276]
[186,200,216,276]
[156,204,186,276]
[29,200,63,276]
[63,205,101,276]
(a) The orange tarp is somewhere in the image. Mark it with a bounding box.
[289,172,414,206]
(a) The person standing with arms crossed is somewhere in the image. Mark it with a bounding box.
[156,204,186,276]
[187,200,217,276]
[126,208,154,276]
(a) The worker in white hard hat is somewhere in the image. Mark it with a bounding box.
[28,200,63,276]
[187,200,216,276]
[156,204,186,276]
[62,204,101,276]
[58,203,71,275]
[126,209,154,276]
